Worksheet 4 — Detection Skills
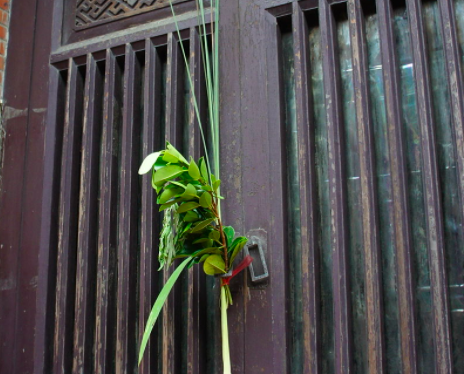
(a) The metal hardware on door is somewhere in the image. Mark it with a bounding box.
[243,235,269,283]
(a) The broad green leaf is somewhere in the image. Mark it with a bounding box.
[177,202,200,213]
[202,185,212,192]
[229,236,248,265]
[184,211,199,222]
[138,258,192,365]
[169,181,187,189]
[154,165,186,186]
[213,179,221,191]
[181,183,198,199]
[199,157,209,181]
[188,157,201,180]
[158,187,183,204]
[139,151,161,175]
[193,247,223,257]
[191,218,215,233]
[223,226,235,248]
[209,230,220,241]
[199,191,212,208]
[158,199,182,211]
[162,150,181,163]
[193,238,213,247]
[203,254,226,275]
[167,142,189,165]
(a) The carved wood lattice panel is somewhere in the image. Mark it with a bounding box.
[75,0,182,28]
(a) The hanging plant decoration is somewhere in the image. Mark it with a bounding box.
[138,1,251,373]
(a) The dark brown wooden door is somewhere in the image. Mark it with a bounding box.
[2,0,464,373]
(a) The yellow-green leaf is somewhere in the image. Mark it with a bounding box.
[191,218,215,233]
[181,183,198,199]
[154,165,186,185]
[203,254,226,275]
[158,187,183,204]
[199,191,212,208]
[177,202,200,213]
[188,157,201,180]
[162,150,180,163]
[166,142,189,164]
[199,158,209,181]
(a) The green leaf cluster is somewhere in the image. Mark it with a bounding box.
[139,142,247,276]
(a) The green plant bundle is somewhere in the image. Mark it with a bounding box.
[138,143,248,371]
[138,142,247,276]
[138,1,245,373]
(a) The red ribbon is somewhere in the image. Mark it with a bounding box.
[221,255,253,286]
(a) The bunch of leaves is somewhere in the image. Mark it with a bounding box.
[139,1,240,372]
[139,142,247,275]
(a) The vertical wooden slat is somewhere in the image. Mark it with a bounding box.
[319,1,352,372]
[346,1,385,373]
[95,50,121,374]
[162,32,181,374]
[292,3,321,373]
[405,1,453,372]
[185,26,204,374]
[73,54,103,374]
[116,43,141,374]
[375,1,418,372]
[437,0,464,227]
[139,38,162,374]
[53,59,84,374]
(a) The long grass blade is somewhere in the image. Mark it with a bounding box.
[168,1,212,181]
[138,257,193,365]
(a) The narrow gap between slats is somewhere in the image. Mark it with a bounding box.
[72,54,105,374]
[94,50,124,374]
[53,59,86,374]
[43,67,68,373]
[404,1,453,372]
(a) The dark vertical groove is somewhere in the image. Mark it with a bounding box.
[35,67,67,373]
[185,26,205,374]
[346,1,385,373]
[53,59,85,374]
[116,43,141,374]
[95,49,121,374]
[375,1,418,372]
[437,0,464,237]
[319,1,352,372]
[162,32,182,374]
[292,3,320,373]
[405,1,452,372]
[73,54,103,374]
[139,38,162,374]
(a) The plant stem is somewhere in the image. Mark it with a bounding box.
[212,197,228,270]
[221,286,231,374]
